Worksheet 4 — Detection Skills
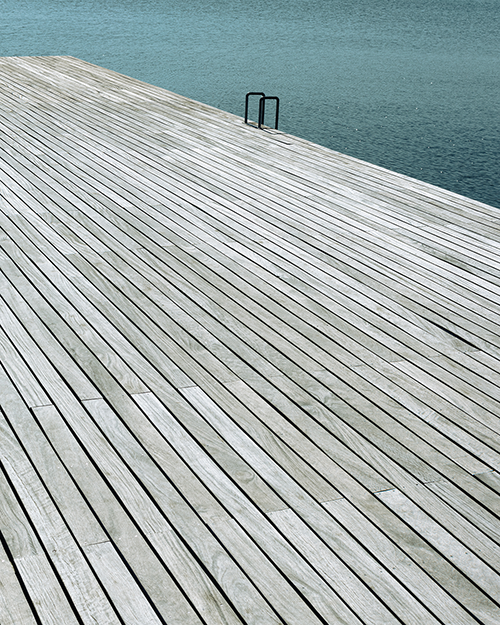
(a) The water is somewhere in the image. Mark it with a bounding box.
[1,0,499,207]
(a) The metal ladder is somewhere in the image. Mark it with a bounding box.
[244,92,280,130]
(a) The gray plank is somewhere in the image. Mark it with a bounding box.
[267,508,407,625]
[0,540,37,625]
[476,470,500,495]
[0,320,50,409]
[32,403,203,625]
[0,259,102,402]
[208,516,326,625]
[0,366,107,547]
[425,479,500,547]
[83,397,283,625]
[376,489,500,623]
[0,408,122,624]
[82,542,165,625]
[28,401,244,625]
[323,497,482,625]
[0,467,80,625]
[133,391,374,625]
[352,361,500,470]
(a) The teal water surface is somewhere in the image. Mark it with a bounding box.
[1,0,499,207]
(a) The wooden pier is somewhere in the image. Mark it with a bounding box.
[1,56,500,625]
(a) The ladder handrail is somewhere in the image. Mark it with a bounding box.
[258,96,279,130]
[245,92,266,125]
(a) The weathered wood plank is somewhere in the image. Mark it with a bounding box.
[0,403,122,624]
[0,367,106,548]
[31,402,204,625]
[83,397,283,625]
[0,465,80,625]
[4,75,500,338]
[82,541,167,625]
[0,256,102,403]
[0,539,37,625]
[476,470,500,495]
[32,397,244,625]
[376,488,500,623]
[133,391,370,625]
[324,497,489,625]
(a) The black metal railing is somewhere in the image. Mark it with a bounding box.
[258,96,279,130]
[245,92,280,130]
[245,92,265,125]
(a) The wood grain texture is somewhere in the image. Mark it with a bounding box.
[0,467,80,625]
[1,55,500,625]
[376,489,500,624]
[0,535,38,625]
[31,403,203,625]
[0,402,121,624]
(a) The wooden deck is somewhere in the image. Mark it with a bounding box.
[1,55,500,625]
